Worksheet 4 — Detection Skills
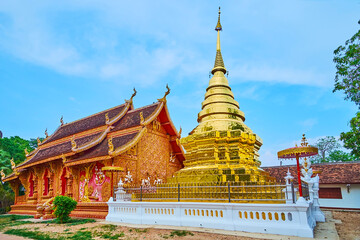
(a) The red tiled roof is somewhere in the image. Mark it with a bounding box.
[263,161,360,184]
[43,103,127,143]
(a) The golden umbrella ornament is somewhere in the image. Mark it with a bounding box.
[101,166,124,198]
[277,134,318,198]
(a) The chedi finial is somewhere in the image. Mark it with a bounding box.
[215,7,222,31]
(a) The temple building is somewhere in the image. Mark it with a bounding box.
[1,89,185,218]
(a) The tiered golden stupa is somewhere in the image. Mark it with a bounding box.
[168,8,274,184]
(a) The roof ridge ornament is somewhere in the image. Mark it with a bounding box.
[125,88,137,104]
[37,137,41,146]
[140,112,145,126]
[157,84,170,103]
[70,136,77,150]
[45,128,49,138]
[108,137,114,154]
[24,148,29,156]
[105,113,110,125]
[60,116,64,126]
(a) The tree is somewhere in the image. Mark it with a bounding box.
[53,196,77,223]
[333,20,360,158]
[333,20,360,108]
[0,150,12,175]
[0,136,35,165]
[339,112,360,158]
[314,136,341,162]
[328,150,356,162]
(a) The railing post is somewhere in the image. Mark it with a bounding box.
[178,184,180,202]
[140,186,143,202]
[228,182,231,203]
[291,182,295,204]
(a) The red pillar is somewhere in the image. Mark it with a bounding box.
[296,153,303,197]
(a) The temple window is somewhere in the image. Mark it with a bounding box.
[43,169,50,196]
[61,168,67,196]
[29,173,34,197]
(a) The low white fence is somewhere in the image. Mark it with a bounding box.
[106,200,315,238]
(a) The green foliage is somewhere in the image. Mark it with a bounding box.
[170,230,194,237]
[0,136,35,165]
[53,195,77,224]
[101,224,117,231]
[333,20,360,108]
[328,150,356,162]
[0,182,14,213]
[333,20,360,158]
[65,218,96,226]
[340,112,360,158]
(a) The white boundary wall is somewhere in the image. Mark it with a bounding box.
[319,184,360,209]
[106,200,315,238]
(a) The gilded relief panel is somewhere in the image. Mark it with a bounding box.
[137,130,170,185]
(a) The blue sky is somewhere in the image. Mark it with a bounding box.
[0,1,359,167]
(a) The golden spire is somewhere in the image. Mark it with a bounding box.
[212,7,226,75]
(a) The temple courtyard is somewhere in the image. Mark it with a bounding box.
[0,210,359,240]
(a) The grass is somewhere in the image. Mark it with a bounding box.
[102,232,125,239]
[4,228,66,240]
[0,215,33,231]
[101,224,117,231]
[0,214,33,220]
[41,218,96,226]
[133,228,148,233]
[69,230,93,240]
[170,230,194,237]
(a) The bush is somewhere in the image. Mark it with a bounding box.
[53,196,77,224]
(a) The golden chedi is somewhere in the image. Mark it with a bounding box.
[169,8,274,184]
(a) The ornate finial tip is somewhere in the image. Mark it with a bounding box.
[215,6,222,31]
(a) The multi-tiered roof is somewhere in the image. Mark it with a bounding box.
[3,89,185,182]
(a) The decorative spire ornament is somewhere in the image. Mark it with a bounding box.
[139,112,145,125]
[37,137,41,145]
[70,136,77,149]
[60,116,64,126]
[45,128,49,138]
[108,137,114,154]
[157,84,171,103]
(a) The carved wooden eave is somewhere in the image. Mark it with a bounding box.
[109,127,147,157]
[106,100,132,125]
[71,126,113,153]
